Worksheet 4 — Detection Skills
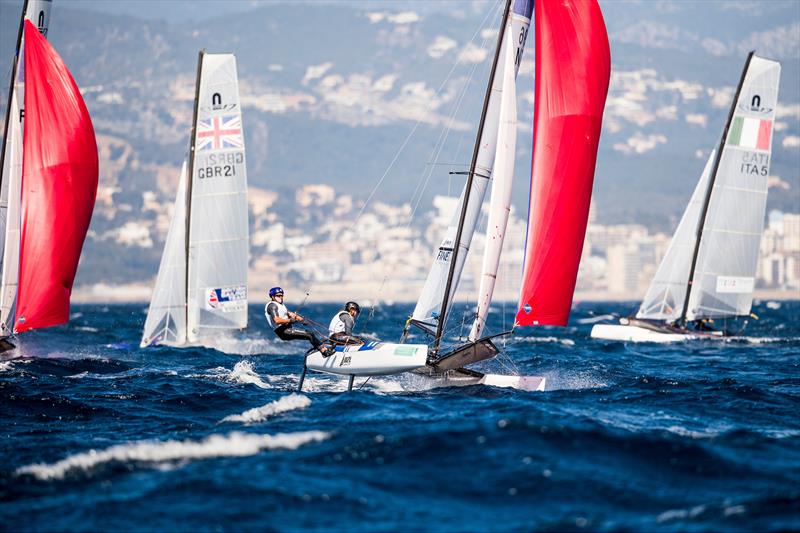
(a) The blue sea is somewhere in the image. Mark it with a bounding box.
[1,301,799,532]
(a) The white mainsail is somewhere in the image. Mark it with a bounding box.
[469,30,517,342]
[686,55,780,321]
[411,8,531,335]
[0,0,53,335]
[185,53,249,343]
[140,162,189,347]
[636,151,715,321]
[0,92,23,333]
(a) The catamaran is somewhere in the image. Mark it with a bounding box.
[591,53,781,343]
[141,52,249,348]
[300,0,610,391]
[0,0,99,354]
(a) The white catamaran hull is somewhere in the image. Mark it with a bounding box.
[590,324,723,343]
[305,342,428,376]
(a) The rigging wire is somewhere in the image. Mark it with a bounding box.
[300,2,502,312]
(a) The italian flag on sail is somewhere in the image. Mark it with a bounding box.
[728,116,772,150]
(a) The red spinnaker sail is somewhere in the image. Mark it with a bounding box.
[515,0,610,327]
[15,20,98,333]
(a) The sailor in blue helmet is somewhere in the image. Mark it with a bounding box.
[265,287,330,355]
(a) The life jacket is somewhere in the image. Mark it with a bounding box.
[265,301,288,330]
[329,311,349,335]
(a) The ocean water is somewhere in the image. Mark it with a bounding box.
[1,301,799,532]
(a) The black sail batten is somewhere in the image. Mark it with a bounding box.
[0,0,29,204]
[433,0,513,353]
[184,50,204,336]
[678,51,754,327]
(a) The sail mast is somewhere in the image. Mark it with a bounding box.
[679,52,754,326]
[433,0,512,353]
[184,50,204,337]
[0,0,29,196]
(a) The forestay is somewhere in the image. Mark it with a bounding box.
[686,55,780,320]
[469,29,518,342]
[636,151,715,321]
[141,162,188,347]
[186,53,249,343]
[412,0,532,335]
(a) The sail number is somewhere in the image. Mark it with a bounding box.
[197,152,243,179]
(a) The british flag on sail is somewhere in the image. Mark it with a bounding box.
[196,114,243,151]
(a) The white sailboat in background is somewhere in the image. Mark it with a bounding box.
[141,52,249,348]
[591,52,781,343]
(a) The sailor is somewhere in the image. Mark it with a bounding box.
[328,301,363,345]
[265,287,330,355]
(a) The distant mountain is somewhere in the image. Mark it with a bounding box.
[0,0,798,287]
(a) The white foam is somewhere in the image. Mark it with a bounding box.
[0,361,13,372]
[544,371,608,391]
[16,430,329,481]
[726,336,799,344]
[222,394,311,424]
[512,336,575,346]
[201,360,271,389]
[275,372,405,394]
[76,326,99,332]
[765,301,781,310]
[576,314,617,324]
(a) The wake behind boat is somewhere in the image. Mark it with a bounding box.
[591,52,781,343]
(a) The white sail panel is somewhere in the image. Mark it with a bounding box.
[140,161,189,347]
[412,11,531,334]
[687,55,780,320]
[469,30,517,341]
[186,53,249,343]
[0,92,23,333]
[636,151,715,321]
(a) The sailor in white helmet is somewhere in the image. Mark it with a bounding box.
[328,301,363,346]
[265,287,331,355]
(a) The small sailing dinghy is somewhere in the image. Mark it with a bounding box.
[410,0,610,391]
[301,0,610,392]
[141,52,249,348]
[0,2,99,354]
[591,53,781,343]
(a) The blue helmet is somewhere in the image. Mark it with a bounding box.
[268,286,284,299]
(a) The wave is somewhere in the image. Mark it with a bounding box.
[544,371,608,391]
[576,314,617,324]
[512,336,575,346]
[15,430,330,481]
[0,360,13,372]
[199,360,271,389]
[221,394,311,424]
[724,336,800,344]
[271,372,405,394]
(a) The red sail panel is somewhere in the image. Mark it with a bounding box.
[515,0,610,327]
[15,20,98,333]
